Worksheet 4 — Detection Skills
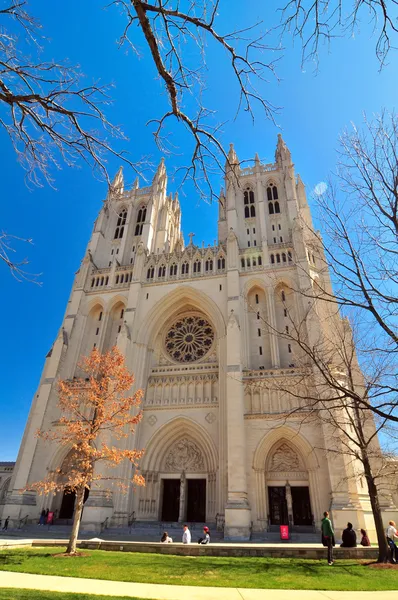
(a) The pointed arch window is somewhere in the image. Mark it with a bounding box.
[170,263,178,276]
[158,265,166,278]
[267,183,278,200]
[217,256,226,270]
[205,259,213,272]
[270,254,275,264]
[135,205,147,236]
[147,267,154,280]
[114,208,127,239]
[268,202,274,215]
[193,260,201,273]
[244,188,255,218]
[181,262,189,275]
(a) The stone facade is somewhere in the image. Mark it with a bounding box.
[2,136,397,539]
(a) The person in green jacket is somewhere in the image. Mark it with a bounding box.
[321,511,335,565]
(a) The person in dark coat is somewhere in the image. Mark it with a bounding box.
[2,516,10,531]
[321,511,335,565]
[340,522,357,547]
[360,529,371,546]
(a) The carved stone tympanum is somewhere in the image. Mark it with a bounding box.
[270,443,300,472]
[164,438,204,472]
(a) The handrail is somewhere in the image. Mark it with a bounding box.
[18,515,29,529]
[100,517,109,533]
[128,511,136,532]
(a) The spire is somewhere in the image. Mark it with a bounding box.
[153,157,166,182]
[254,152,260,166]
[275,133,292,166]
[133,176,139,189]
[226,143,239,166]
[111,166,124,195]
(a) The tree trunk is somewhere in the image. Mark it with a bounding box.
[66,486,85,555]
[362,454,389,563]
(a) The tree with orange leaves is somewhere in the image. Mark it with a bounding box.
[28,346,144,555]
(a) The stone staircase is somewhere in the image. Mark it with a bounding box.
[4,520,224,542]
[252,530,320,543]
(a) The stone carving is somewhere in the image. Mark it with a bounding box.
[147,415,157,426]
[269,444,300,472]
[205,412,216,424]
[164,438,204,472]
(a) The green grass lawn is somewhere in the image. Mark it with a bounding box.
[0,590,144,600]
[0,547,397,591]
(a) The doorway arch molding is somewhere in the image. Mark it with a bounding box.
[252,426,321,525]
[142,416,218,474]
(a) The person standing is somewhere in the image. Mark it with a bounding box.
[182,524,191,544]
[39,509,46,526]
[2,516,10,531]
[321,511,335,565]
[386,520,398,564]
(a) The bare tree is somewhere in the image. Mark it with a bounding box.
[245,292,397,562]
[112,0,279,198]
[0,1,142,186]
[0,231,40,283]
[288,111,398,422]
[1,1,279,278]
[279,1,398,66]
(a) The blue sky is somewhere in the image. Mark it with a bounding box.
[0,2,397,460]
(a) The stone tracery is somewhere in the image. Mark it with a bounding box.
[165,315,215,363]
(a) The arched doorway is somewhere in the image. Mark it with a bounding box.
[135,417,218,523]
[54,450,90,520]
[59,487,89,519]
[266,441,312,529]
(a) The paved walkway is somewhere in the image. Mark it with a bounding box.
[0,571,396,599]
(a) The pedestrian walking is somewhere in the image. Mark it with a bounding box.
[2,516,10,531]
[182,524,191,544]
[321,511,335,565]
[386,520,398,564]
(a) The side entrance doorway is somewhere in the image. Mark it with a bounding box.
[268,485,312,527]
[161,477,206,522]
[59,487,89,519]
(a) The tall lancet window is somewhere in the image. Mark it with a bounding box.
[267,183,280,214]
[114,209,127,239]
[135,205,147,236]
[244,188,255,218]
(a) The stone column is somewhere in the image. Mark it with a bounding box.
[267,287,280,368]
[224,307,251,540]
[178,472,186,523]
[285,481,293,527]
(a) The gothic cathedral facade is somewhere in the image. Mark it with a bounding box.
[2,136,397,540]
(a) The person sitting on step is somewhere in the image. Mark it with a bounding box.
[160,531,173,543]
[340,522,357,547]
[198,526,210,544]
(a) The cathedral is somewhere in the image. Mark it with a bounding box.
[2,136,397,540]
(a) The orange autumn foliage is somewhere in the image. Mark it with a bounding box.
[28,346,145,497]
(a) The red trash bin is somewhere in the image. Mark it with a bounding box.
[280,525,289,540]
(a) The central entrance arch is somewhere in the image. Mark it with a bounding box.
[135,417,218,523]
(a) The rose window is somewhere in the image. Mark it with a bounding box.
[165,315,215,363]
